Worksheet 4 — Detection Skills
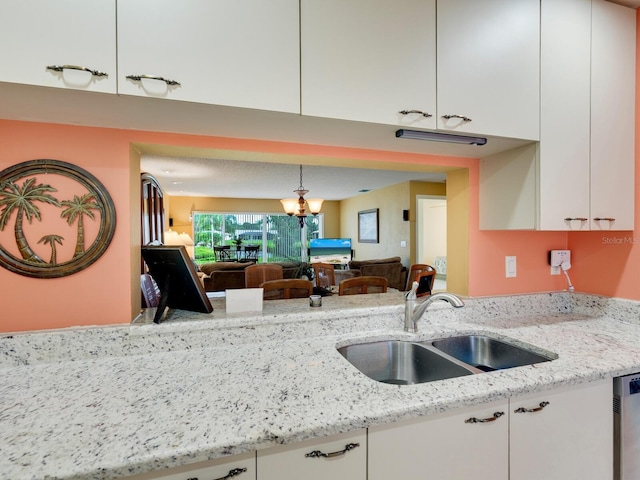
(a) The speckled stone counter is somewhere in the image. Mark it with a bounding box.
[2,291,640,479]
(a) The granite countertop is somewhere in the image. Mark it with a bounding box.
[2,291,640,479]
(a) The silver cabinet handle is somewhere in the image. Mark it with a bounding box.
[305,442,360,458]
[126,74,181,86]
[187,467,247,480]
[465,411,504,423]
[46,64,108,77]
[399,109,433,118]
[564,217,588,222]
[442,114,472,122]
[514,401,550,414]
[594,217,615,222]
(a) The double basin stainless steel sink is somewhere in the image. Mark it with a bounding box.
[338,334,555,386]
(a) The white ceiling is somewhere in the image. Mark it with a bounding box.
[140,156,446,200]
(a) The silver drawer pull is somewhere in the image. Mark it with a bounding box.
[442,114,472,122]
[465,411,504,423]
[514,401,550,414]
[564,217,588,222]
[46,64,108,77]
[399,109,433,118]
[305,442,360,458]
[594,217,615,222]
[187,467,247,480]
[126,74,181,86]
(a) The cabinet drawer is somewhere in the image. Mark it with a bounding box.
[123,451,255,480]
[257,430,366,480]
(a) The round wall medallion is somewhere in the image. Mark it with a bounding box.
[0,159,116,278]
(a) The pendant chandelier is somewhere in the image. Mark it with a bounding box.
[280,165,324,228]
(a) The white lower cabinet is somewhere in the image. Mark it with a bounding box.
[510,379,612,480]
[124,381,611,480]
[369,400,509,480]
[257,429,367,480]
[123,451,255,480]
[370,379,612,480]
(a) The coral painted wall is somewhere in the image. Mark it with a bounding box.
[0,122,133,332]
[0,9,637,333]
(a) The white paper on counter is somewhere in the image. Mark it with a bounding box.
[225,288,263,313]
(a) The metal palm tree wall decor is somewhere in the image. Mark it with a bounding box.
[0,159,116,278]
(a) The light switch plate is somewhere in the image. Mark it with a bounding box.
[505,256,516,278]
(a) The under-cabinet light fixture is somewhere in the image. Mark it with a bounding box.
[395,129,487,146]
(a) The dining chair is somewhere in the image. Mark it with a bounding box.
[243,245,260,261]
[213,245,233,262]
[338,276,388,296]
[245,263,283,288]
[405,264,436,291]
[414,270,436,297]
[312,262,336,288]
[261,278,313,300]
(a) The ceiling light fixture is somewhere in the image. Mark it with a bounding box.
[395,129,487,146]
[281,164,324,228]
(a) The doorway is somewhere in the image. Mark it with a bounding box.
[416,195,447,290]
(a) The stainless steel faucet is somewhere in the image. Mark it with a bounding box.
[404,282,464,332]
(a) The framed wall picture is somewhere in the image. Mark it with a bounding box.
[358,208,379,243]
[0,159,116,278]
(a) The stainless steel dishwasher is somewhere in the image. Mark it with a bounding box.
[614,374,640,480]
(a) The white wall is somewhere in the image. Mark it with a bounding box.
[417,197,447,264]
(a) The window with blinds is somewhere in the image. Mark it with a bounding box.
[192,212,322,264]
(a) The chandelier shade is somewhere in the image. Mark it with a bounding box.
[281,165,324,227]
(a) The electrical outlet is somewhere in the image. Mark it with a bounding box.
[505,256,516,278]
[549,250,570,276]
[549,250,571,267]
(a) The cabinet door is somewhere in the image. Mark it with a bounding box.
[369,400,509,480]
[510,379,613,480]
[437,0,540,140]
[0,0,116,93]
[122,451,255,480]
[257,430,366,480]
[538,0,591,231]
[117,0,300,114]
[590,0,636,231]
[301,0,437,129]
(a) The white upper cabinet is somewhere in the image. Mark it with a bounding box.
[300,0,437,129]
[538,0,592,230]
[117,0,300,114]
[301,0,539,140]
[436,0,540,140]
[480,0,635,231]
[0,0,116,93]
[590,0,636,231]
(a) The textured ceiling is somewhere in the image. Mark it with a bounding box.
[140,156,446,200]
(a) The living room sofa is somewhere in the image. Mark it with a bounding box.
[199,261,301,292]
[347,256,407,290]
